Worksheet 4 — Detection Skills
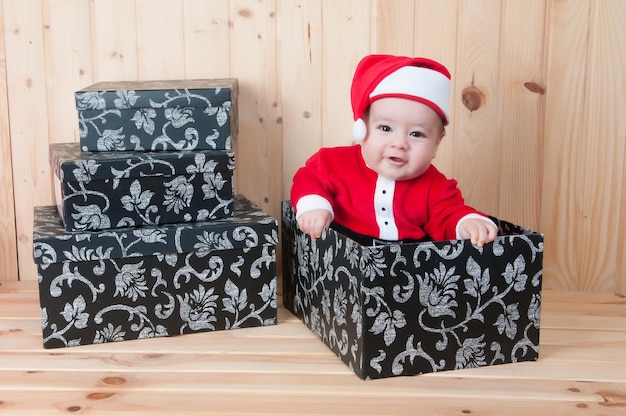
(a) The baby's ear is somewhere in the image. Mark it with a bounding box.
[437,129,446,143]
[433,132,445,159]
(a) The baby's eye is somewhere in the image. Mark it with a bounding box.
[377,124,391,132]
[410,131,425,138]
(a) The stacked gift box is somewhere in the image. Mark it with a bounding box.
[33,79,278,349]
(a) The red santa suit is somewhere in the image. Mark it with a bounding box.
[291,145,490,243]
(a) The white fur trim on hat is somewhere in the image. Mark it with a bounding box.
[370,66,451,123]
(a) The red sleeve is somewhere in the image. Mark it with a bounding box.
[290,148,336,212]
[423,171,486,241]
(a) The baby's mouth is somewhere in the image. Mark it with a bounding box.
[388,156,405,165]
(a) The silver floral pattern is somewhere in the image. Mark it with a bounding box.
[33,195,278,349]
[51,142,235,232]
[75,79,238,152]
[282,201,544,380]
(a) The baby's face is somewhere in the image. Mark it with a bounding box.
[361,97,444,181]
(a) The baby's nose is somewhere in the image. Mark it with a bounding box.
[390,133,409,148]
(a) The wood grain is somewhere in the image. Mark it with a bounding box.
[0,280,624,415]
[0,0,19,282]
[229,0,282,218]
[277,0,323,200]
[541,0,592,291]
[0,0,625,292]
[91,0,139,82]
[3,0,52,282]
[372,0,415,55]
[454,0,502,216]
[320,0,370,149]
[182,0,231,79]
[136,0,186,80]
[577,0,626,292]
[42,0,92,144]
[496,0,546,230]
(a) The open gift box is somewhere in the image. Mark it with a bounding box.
[281,200,543,380]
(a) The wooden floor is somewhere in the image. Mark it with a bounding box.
[0,280,625,416]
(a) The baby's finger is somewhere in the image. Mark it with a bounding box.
[297,218,314,238]
[477,225,498,247]
[312,217,329,240]
[470,226,486,247]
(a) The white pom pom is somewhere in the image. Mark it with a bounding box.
[352,118,367,142]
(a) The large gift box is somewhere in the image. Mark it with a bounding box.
[281,201,543,380]
[33,195,278,349]
[75,79,238,152]
[50,142,235,232]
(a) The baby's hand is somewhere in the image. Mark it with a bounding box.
[297,209,332,240]
[458,218,498,247]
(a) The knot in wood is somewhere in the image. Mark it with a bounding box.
[524,82,546,94]
[462,86,484,112]
[103,376,126,385]
[87,392,115,400]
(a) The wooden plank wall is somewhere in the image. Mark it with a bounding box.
[0,0,624,293]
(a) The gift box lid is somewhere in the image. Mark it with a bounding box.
[50,142,234,182]
[33,194,278,265]
[75,78,237,111]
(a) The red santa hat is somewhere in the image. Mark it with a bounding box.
[350,54,451,142]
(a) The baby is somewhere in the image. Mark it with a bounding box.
[291,54,497,247]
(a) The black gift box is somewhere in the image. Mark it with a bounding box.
[281,201,543,380]
[33,195,278,349]
[50,142,235,232]
[75,79,238,152]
